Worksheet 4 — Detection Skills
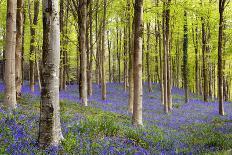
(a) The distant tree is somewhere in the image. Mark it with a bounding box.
[87,0,93,96]
[4,0,17,110]
[132,0,143,126]
[38,0,63,148]
[101,0,107,100]
[201,1,208,102]
[146,23,152,92]
[28,0,40,92]
[183,11,188,103]
[218,0,227,116]
[128,0,134,114]
[16,0,24,98]
[78,0,88,106]
[162,0,172,113]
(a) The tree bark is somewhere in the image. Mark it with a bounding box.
[39,0,63,148]
[132,0,143,126]
[16,0,24,98]
[78,0,88,106]
[128,0,134,114]
[101,0,107,100]
[183,11,188,103]
[28,0,40,92]
[4,0,17,110]
[218,0,226,115]
[87,0,93,96]
[146,23,152,92]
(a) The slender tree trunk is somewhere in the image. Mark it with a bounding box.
[128,0,134,114]
[183,11,188,103]
[218,0,226,115]
[132,0,143,126]
[146,23,152,92]
[167,0,172,111]
[16,0,24,98]
[101,0,107,100]
[95,0,100,85]
[123,26,128,91]
[4,0,17,110]
[163,0,171,113]
[59,0,64,90]
[107,31,112,83]
[116,22,121,83]
[157,7,164,105]
[28,0,40,92]
[87,0,93,96]
[201,11,208,102]
[192,21,199,95]
[39,0,63,148]
[78,0,88,106]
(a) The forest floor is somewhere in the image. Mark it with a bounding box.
[0,82,232,154]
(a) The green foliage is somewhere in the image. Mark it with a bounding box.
[77,114,121,137]
[184,123,232,153]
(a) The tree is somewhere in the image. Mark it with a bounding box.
[162,0,172,113]
[16,0,24,98]
[78,0,88,106]
[218,0,227,116]
[4,0,17,110]
[87,0,93,96]
[201,1,208,102]
[146,22,152,92]
[128,0,134,114]
[132,0,143,126]
[101,0,107,100]
[183,11,188,103]
[28,0,40,92]
[38,0,63,148]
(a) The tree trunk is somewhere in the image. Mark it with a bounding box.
[107,31,112,83]
[87,0,93,96]
[201,12,208,102]
[39,0,63,148]
[218,0,226,115]
[116,22,121,83]
[4,0,17,110]
[192,21,199,95]
[128,0,134,114]
[28,0,40,92]
[123,26,128,91]
[132,0,143,126]
[59,0,64,90]
[163,0,171,113]
[78,0,88,106]
[101,0,107,100]
[183,11,188,103]
[146,23,152,92]
[16,0,24,98]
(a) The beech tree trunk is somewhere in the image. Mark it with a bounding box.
[218,0,226,115]
[4,0,17,110]
[39,0,63,148]
[87,0,93,96]
[28,0,40,92]
[78,0,88,106]
[162,0,171,113]
[101,0,107,100]
[16,0,24,98]
[128,0,134,114]
[201,6,208,102]
[123,26,128,91]
[132,0,143,126]
[183,11,188,103]
[146,23,152,92]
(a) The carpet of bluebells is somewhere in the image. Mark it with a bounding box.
[0,81,232,155]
